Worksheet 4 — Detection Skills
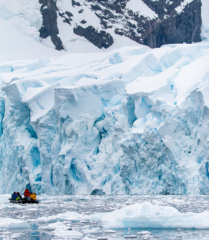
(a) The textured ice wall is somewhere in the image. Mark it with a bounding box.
[1,43,209,195]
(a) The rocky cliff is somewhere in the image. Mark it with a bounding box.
[39,0,202,50]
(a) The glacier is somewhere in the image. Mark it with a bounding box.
[1,42,209,195]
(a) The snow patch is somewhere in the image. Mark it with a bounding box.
[126,0,157,19]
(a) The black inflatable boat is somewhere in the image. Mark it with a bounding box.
[9,198,39,204]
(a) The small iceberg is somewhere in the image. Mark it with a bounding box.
[101,202,209,229]
[0,218,29,229]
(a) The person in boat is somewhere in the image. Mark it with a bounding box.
[24,188,31,203]
[16,192,22,201]
[30,192,36,201]
[11,192,18,200]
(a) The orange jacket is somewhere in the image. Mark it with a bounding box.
[30,193,36,200]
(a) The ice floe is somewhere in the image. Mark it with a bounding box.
[101,202,209,229]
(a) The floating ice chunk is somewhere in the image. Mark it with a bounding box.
[101,202,209,229]
[0,218,29,229]
[36,211,83,223]
[124,235,137,238]
[105,230,116,233]
[137,231,152,235]
[39,221,69,230]
[39,220,82,239]
[82,228,103,234]
[89,212,107,222]
[53,230,83,238]
[11,233,24,239]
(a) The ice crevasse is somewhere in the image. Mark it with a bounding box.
[1,43,209,195]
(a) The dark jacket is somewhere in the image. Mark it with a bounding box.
[11,193,18,200]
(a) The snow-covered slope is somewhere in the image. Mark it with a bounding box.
[1,41,209,195]
[0,0,208,52]
[37,0,203,49]
[0,18,66,62]
[0,0,68,62]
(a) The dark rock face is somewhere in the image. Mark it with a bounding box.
[72,0,81,7]
[74,26,114,49]
[89,0,202,48]
[90,0,127,14]
[80,20,87,24]
[60,11,74,25]
[39,0,202,50]
[39,0,64,50]
[90,189,105,195]
[139,0,202,47]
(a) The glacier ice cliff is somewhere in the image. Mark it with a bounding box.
[1,43,209,195]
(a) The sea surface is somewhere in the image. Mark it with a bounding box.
[0,195,209,239]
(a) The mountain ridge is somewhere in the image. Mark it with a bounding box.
[40,0,202,50]
[0,0,208,53]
